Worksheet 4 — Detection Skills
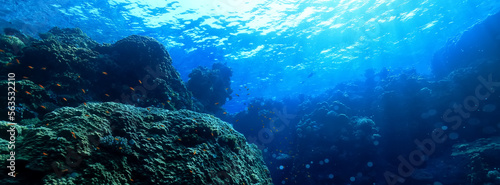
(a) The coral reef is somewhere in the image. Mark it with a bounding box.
[187,63,233,113]
[452,137,500,184]
[0,27,193,122]
[0,102,272,185]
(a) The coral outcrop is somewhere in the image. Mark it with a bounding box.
[0,102,272,185]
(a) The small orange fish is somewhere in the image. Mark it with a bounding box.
[211,133,214,137]
[38,84,44,89]
[25,91,31,95]
[102,72,108,75]
[215,102,219,105]
[40,105,46,109]
[160,125,165,127]
[119,147,122,150]
[61,169,69,173]
[96,147,100,150]
[147,107,151,111]
[22,76,28,79]
[105,94,110,97]
[56,83,61,87]
[106,111,110,114]
[167,100,170,103]
[41,67,46,70]
[235,119,239,122]
[223,112,227,114]
[43,152,48,156]
[46,123,49,126]
[16,59,20,64]
[85,114,90,117]
[138,80,142,84]
[225,88,229,90]
[193,150,196,155]
[129,87,135,91]
[28,66,34,69]
[83,102,87,106]
[71,132,76,139]
[130,179,134,182]
[63,97,67,101]
[147,138,151,140]
[77,75,80,78]
[81,89,86,93]
[115,138,119,141]
[5,63,12,66]
[0,49,4,52]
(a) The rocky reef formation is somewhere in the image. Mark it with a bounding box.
[452,137,500,184]
[432,11,500,78]
[187,63,233,113]
[0,102,272,185]
[0,27,193,122]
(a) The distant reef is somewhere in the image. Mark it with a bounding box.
[0,102,271,184]
[432,10,500,78]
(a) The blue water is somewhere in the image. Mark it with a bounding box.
[2,0,499,113]
[3,1,500,185]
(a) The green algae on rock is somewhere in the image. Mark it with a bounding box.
[0,102,272,185]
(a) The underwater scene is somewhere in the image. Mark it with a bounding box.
[1,0,500,185]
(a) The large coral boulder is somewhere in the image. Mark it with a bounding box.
[0,27,193,122]
[0,102,272,185]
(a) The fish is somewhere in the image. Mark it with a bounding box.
[71,132,76,139]
[5,63,12,66]
[25,91,31,95]
[138,80,142,84]
[56,84,61,87]
[83,102,87,106]
[28,66,34,69]
[38,84,44,89]
[105,94,110,97]
[223,112,227,114]
[63,98,67,101]
[16,59,20,64]
[81,89,86,93]
[225,88,229,90]
[115,138,119,141]
[102,72,108,75]
[129,87,135,91]
[43,152,48,156]
[22,76,28,79]
[41,67,46,70]
[235,119,239,122]
[215,102,219,105]
[78,75,80,78]
[0,49,4,52]
[40,105,46,109]
[235,94,239,97]
[167,100,170,103]
[106,111,110,114]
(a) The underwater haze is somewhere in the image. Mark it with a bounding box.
[2,0,500,112]
[2,0,500,185]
